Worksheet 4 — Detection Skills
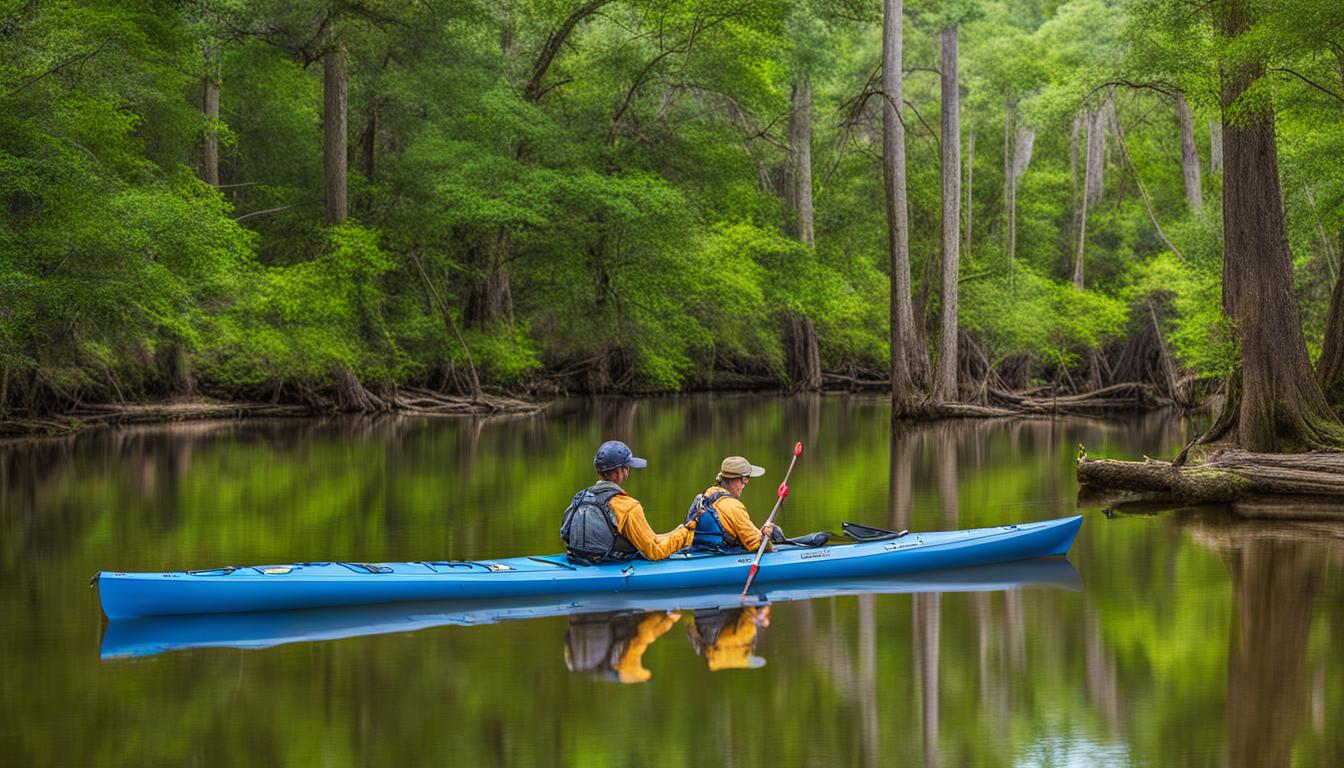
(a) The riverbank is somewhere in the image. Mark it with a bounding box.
[0,392,545,439]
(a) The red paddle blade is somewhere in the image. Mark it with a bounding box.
[794,442,803,456]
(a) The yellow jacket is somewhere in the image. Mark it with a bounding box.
[700,606,769,671]
[610,612,682,683]
[610,493,695,560]
[704,485,770,552]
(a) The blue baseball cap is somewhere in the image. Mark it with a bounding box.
[595,440,647,472]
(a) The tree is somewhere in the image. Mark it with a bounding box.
[884,0,920,413]
[931,24,960,403]
[1200,0,1342,451]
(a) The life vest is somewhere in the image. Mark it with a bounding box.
[560,481,638,564]
[684,489,742,552]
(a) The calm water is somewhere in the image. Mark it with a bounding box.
[2,395,1341,767]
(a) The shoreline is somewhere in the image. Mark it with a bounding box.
[0,379,1186,440]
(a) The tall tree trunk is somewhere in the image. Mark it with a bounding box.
[1005,103,1034,265]
[1209,119,1224,174]
[1208,0,1342,451]
[884,0,918,414]
[1003,98,1015,262]
[1074,106,1105,289]
[785,312,822,392]
[199,51,220,187]
[931,26,960,403]
[361,102,378,184]
[965,124,974,260]
[323,42,348,226]
[1175,92,1203,212]
[791,77,815,247]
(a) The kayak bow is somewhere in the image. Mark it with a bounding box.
[95,514,1082,620]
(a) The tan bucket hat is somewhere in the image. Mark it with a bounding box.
[719,456,766,479]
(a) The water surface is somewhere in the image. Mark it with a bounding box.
[2,395,1341,766]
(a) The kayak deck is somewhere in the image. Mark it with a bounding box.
[96,515,1082,619]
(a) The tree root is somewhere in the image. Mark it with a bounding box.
[1077,447,1344,503]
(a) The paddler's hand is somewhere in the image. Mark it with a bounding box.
[761,522,778,539]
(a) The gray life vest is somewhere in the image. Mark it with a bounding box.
[560,480,638,564]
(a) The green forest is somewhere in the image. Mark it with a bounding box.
[2,0,1342,425]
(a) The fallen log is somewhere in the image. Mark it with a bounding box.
[1077,447,1344,503]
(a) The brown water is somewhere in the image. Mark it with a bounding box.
[2,395,1341,766]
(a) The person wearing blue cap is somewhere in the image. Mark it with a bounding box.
[560,440,695,564]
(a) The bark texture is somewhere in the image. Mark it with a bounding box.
[1003,102,1035,263]
[199,63,219,187]
[883,0,919,414]
[1175,92,1203,211]
[1077,449,1344,502]
[1209,119,1224,174]
[1213,0,1342,451]
[323,42,348,226]
[784,312,822,392]
[791,77,815,247]
[931,26,960,403]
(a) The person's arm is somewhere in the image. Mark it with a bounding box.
[611,495,694,560]
[717,497,770,552]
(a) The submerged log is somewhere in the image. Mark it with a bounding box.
[1077,447,1344,502]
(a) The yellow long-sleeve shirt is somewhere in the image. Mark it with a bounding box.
[610,493,695,560]
[704,485,770,552]
[610,611,682,683]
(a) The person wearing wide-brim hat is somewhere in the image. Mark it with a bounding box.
[560,440,695,563]
[684,456,778,554]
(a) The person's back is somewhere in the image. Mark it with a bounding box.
[561,440,694,564]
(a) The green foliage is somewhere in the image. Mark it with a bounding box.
[4,0,1344,408]
[962,266,1127,370]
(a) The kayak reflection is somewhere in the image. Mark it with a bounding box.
[101,559,1081,661]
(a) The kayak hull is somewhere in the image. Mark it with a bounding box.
[101,559,1081,659]
[96,514,1083,619]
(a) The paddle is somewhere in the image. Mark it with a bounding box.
[740,441,803,599]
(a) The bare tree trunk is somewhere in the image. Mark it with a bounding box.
[1074,106,1104,289]
[523,0,613,101]
[1005,106,1034,265]
[1175,92,1203,212]
[965,124,974,260]
[361,102,378,184]
[884,0,918,414]
[1003,98,1015,262]
[1109,87,1184,260]
[323,42,348,226]
[1210,0,1343,451]
[199,51,220,187]
[1209,118,1224,174]
[785,312,822,392]
[791,77,815,247]
[932,26,960,403]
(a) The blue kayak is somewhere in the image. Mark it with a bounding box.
[101,559,1081,659]
[95,514,1082,619]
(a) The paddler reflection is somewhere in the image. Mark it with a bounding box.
[564,610,682,683]
[686,605,770,671]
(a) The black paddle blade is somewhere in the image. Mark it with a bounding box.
[841,522,909,542]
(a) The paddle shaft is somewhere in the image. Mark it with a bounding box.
[740,443,803,598]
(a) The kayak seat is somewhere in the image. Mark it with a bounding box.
[841,522,910,542]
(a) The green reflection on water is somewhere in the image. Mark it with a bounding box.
[2,395,1341,767]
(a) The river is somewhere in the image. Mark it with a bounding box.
[2,394,1341,766]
